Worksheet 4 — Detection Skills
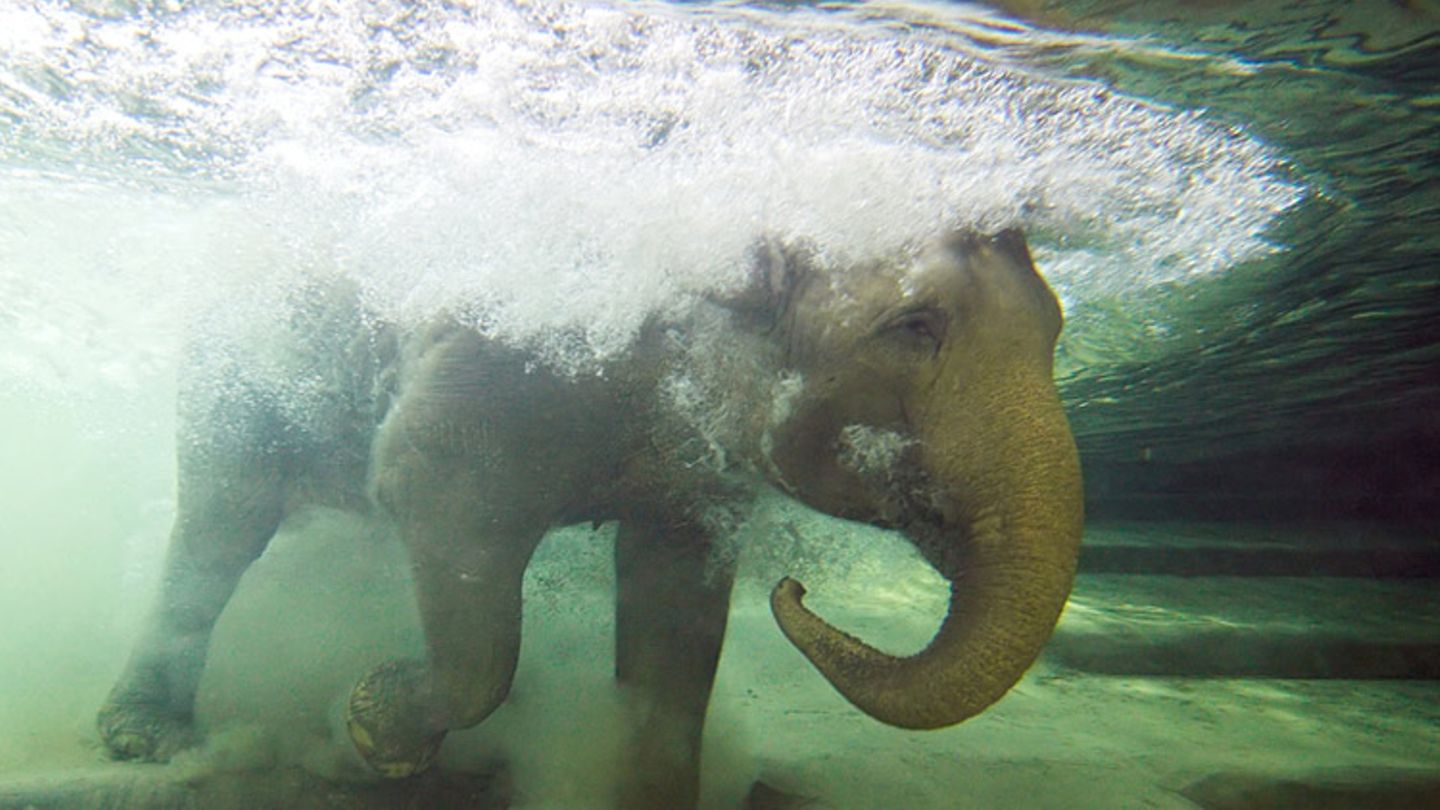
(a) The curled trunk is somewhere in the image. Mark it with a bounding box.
[771,372,1082,729]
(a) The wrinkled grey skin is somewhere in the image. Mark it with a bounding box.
[98,230,1082,809]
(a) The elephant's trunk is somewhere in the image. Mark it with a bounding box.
[770,366,1082,730]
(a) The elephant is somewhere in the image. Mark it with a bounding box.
[96,228,1083,808]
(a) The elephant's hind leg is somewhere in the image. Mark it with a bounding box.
[99,389,292,762]
[615,520,736,810]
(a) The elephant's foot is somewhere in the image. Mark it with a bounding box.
[614,722,704,810]
[96,693,194,762]
[346,659,447,779]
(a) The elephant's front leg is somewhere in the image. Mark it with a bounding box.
[351,414,544,777]
[615,519,736,809]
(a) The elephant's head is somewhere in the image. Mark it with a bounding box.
[744,229,1083,730]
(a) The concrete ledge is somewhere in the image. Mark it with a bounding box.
[1055,564,1440,679]
[1181,768,1440,810]
[0,765,509,810]
[1079,545,1440,578]
[1077,522,1440,578]
[1048,629,1440,679]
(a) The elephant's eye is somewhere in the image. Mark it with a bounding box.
[880,307,946,354]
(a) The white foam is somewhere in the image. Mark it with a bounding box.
[0,0,1303,380]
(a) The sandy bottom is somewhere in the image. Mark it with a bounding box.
[1,499,1437,809]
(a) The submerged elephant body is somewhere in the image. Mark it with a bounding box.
[99,230,1083,808]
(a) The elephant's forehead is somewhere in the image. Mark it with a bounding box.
[819,260,914,305]
[818,255,966,314]
[806,277,899,330]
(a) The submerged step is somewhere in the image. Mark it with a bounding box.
[1079,545,1440,578]
[1049,574,1440,679]
[1077,521,1440,578]
[1049,629,1440,679]
[0,765,509,810]
[1181,768,1440,810]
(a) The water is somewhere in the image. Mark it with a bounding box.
[1,1,1436,808]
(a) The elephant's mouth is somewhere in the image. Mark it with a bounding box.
[834,424,947,526]
[847,476,977,584]
[849,450,952,538]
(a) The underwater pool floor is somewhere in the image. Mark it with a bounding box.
[1,520,1436,809]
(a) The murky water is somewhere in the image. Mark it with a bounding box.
[1,1,1436,808]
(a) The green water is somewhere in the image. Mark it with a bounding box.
[1009,1,1440,464]
[1,1,1437,808]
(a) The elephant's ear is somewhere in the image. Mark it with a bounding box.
[712,237,809,331]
